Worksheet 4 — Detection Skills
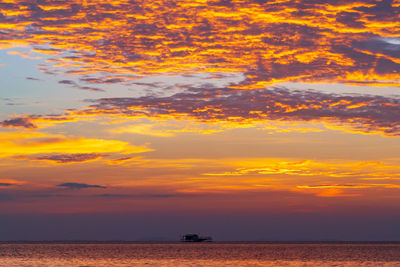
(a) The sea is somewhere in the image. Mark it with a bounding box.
[1,242,400,266]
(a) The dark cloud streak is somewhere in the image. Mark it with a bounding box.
[0,117,37,129]
[33,153,107,163]
[58,79,105,92]
[57,183,107,190]
[0,183,14,187]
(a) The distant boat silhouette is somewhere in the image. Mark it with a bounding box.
[180,234,213,242]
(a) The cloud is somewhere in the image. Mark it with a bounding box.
[5,83,400,137]
[3,82,400,137]
[0,131,152,159]
[201,159,392,179]
[0,0,399,88]
[58,79,105,92]
[79,86,105,92]
[0,114,76,129]
[26,77,42,81]
[97,193,182,198]
[57,183,107,190]
[30,153,107,164]
[0,179,25,187]
[77,86,400,136]
[1,0,400,140]
[58,80,75,85]
[0,117,37,129]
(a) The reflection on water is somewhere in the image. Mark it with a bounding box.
[0,243,400,266]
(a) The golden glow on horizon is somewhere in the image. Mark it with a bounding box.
[9,155,398,198]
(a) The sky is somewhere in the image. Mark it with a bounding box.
[0,0,400,241]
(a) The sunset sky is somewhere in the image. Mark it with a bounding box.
[1,0,400,241]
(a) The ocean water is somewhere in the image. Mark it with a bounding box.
[0,243,400,266]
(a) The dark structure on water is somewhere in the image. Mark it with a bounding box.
[180,234,213,242]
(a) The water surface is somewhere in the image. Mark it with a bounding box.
[1,243,400,266]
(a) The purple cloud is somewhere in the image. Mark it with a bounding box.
[59,80,105,92]
[33,153,107,164]
[0,117,37,129]
[57,183,107,190]
[82,86,400,136]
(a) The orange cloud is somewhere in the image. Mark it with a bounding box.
[0,0,399,88]
[3,84,400,138]
[0,131,152,159]
[202,158,400,180]
[58,156,400,197]
[0,179,25,187]
[70,87,400,137]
